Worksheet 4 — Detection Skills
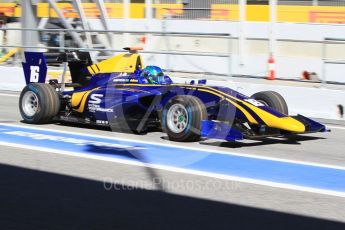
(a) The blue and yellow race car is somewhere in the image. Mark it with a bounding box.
[19,47,327,142]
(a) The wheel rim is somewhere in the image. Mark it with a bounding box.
[22,91,39,117]
[167,103,188,134]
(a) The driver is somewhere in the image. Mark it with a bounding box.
[140,66,165,84]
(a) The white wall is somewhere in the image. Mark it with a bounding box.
[89,19,345,82]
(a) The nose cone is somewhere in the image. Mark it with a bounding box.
[279,117,306,132]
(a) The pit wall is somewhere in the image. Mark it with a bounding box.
[2,66,344,121]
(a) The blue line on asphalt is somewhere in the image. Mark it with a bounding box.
[0,124,344,192]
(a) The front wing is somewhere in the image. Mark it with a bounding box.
[201,114,328,141]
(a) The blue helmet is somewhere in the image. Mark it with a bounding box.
[140,66,164,84]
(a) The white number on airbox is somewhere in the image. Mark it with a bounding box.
[30,66,40,83]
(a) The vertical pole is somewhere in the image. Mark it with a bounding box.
[321,39,327,87]
[269,0,277,57]
[145,0,153,20]
[124,0,130,19]
[74,0,93,49]
[21,0,39,52]
[123,0,130,47]
[145,0,153,52]
[60,61,67,92]
[239,0,246,66]
[94,0,113,49]
[162,19,170,71]
[228,34,232,79]
[59,31,65,52]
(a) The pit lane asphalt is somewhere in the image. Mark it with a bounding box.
[1,90,345,228]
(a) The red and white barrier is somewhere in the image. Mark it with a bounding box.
[267,55,276,80]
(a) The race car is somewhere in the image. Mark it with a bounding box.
[19,47,327,142]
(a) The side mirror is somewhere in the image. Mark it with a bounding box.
[198,79,207,85]
[164,75,173,84]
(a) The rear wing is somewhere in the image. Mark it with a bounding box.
[22,52,93,85]
[22,52,48,85]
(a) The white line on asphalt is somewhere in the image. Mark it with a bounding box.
[327,125,345,130]
[1,123,345,171]
[0,93,19,97]
[0,141,344,198]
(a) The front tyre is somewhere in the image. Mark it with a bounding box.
[162,96,207,142]
[19,83,60,124]
[251,91,288,115]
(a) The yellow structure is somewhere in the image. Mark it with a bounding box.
[0,2,345,24]
[209,4,345,23]
[36,3,124,19]
[87,52,143,74]
[277,6,345,23]
[0,3,20,17]
[0,48,18,63]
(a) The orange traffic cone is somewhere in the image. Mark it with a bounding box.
[267,55,276,80]
[302,70,310,80]
[139,36,146,44]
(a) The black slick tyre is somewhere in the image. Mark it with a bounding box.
[19,83,60,124]
[251,91,288,115]
[162,95,207,142]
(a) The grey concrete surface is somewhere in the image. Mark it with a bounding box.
[0,90,345,226]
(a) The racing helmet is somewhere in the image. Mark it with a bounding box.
[140,66,164,84]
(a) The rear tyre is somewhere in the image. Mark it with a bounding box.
[251,91,288,115]
[162,95,207,142]
[19,83,60,124]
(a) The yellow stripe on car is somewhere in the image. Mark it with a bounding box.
[197,88,258,124]
[241,101,305,132]
[201,86,306,132]
[71,88,99,113]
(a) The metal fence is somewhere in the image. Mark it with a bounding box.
[0,27,233,77]
[322,37,345,84]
